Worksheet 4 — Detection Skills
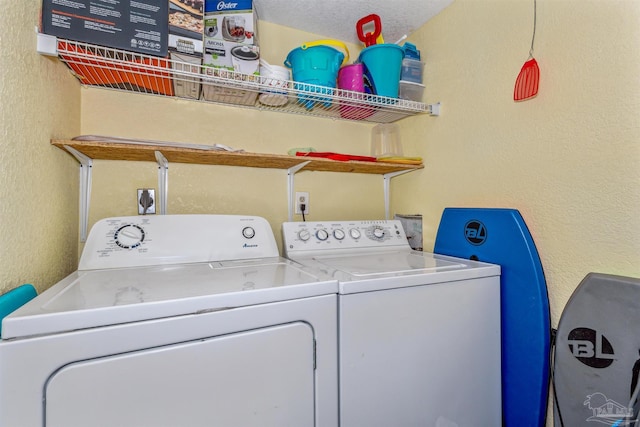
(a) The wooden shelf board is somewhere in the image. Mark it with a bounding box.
[52,139,423,175]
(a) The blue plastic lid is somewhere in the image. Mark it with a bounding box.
[402,42,421,60]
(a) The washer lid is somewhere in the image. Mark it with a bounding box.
[1,257,337,340]
[310,250,500,294]
[315,251,462,275]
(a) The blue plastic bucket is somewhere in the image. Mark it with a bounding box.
[358,44,405,99]
[285,40,348,110]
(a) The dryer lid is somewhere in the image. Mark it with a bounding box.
[1,258,337,340]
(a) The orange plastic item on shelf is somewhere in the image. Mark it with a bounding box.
[58,41,174,96]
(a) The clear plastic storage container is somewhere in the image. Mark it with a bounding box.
[399,80,425,102]
[400,58,424,83]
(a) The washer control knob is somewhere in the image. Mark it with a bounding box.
[316,229,329,241]
[242,227,255,239]
[372,226,385,239]
[333,229,345,240]
[349,228,361,239]
[298,229,311,241]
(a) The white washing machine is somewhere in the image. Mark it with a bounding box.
[282,220,502,427]
[0,215,338,427]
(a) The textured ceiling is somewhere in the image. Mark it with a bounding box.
[253,0,455,46]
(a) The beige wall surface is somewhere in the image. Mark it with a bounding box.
[0,0,638,426]
[398,0,640,326]
[80,22,386,251]
[1,0,636,321]
[0,1,80,295]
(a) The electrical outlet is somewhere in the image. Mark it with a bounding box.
[295,191,309,215]
[137,189,156,215]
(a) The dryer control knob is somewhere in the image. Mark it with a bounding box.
[333,229,345,240]
[316,229,329,241]
[242,226,255,239]
[298,229,311,241]
[114,224,145,249]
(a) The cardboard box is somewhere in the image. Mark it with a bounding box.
[201,43,259,104]
[202,82,258,106]
[203,0,258,72]
[58,40,174,96]
[201,66,258,106]
[169,0,204,56]
[170,52,202,99]
[168,0,204,99]
[203,0,257,46]
[42,0,168,57]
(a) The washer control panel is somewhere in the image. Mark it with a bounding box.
[282,220,410,256]
[79,215,279,270]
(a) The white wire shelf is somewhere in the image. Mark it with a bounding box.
[37,34,438,123]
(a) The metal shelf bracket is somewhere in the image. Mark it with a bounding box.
[36,28,58,56]
[287,161,311,221]
[155,151,168,215]
[383,169,414,220]
[64,145,93,242]
[427,102,441,117]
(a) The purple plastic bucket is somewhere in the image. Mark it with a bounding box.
[337,63,374,120]
[338,63,365,92]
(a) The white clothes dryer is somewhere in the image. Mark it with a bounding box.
[0,215,338,427]
[282,219,502,427]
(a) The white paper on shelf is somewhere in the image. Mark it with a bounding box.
[72,135,245,152]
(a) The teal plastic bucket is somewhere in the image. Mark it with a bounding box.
[285,43,346,110]
[358,44,405,99]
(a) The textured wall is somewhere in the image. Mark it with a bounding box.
[254,0,454,46]
[398,0,640,325]
[0,1,81,294]
[80,22,386,252]
[2,1,638,425]
[2,0,636,335]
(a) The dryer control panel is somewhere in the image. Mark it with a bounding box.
[282,220,410,257]
[79,215,279,270]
